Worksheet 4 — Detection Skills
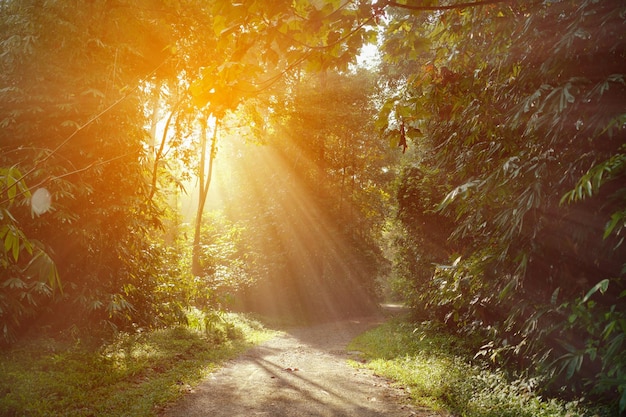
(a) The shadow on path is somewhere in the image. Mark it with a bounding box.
[160,306,436,417]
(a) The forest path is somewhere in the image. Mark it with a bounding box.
[160,308,441,416]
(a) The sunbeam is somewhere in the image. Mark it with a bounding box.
[205,131,380,322]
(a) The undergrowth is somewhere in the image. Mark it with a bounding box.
[0,312,276,417]
[348,319,618,417]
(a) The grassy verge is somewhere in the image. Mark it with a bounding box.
[348,319,616,417]
[0,312,277,417]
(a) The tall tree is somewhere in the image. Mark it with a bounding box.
[191,115,219,276]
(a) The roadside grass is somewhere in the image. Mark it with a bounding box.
[348,319,615,417]
[0,312,277,417]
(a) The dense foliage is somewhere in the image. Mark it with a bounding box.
[0,0,176,340]
[379,0,626,409]
[2,0,624,412]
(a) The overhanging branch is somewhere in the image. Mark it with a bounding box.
[385,0,510,11]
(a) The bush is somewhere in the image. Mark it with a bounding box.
[348,319,617,417]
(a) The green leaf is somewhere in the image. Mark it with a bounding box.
[583,179,592,197]
[550,287,560,305]
[396,104,413,118]
[498,280,515,301]
[604,333,624,362]
[3,230,12,253]
[566,354,583,379]
[559,190,574,205]
[375,112,391,131]
[604,211,624,239]
[602,319,617,340]
[26,249,62,292]
[11,234,19,262]
[582,279,609,303]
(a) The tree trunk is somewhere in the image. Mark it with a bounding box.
[191,115,219,276]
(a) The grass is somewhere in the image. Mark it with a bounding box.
[348,319,616,417]
[0,312,277,417]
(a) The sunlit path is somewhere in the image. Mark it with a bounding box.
[160,315,437,417]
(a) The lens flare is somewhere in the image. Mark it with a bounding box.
[31,188,52,216]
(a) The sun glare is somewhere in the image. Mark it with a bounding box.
[356,43,381,69]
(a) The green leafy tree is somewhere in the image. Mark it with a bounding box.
[377,0,625,408]
[0,0,189,338]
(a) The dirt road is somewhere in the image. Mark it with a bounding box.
[161,312,441,416]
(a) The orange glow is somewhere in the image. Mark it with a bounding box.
[187,125,378,320]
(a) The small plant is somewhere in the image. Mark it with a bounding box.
[225,321,244,341]
[546,281,626,412]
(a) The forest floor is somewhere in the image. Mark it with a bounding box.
[159,306,445,417]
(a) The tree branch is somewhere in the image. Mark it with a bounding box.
[385,0,510,11]
[0,152,135,207]
[148,97,184,202]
